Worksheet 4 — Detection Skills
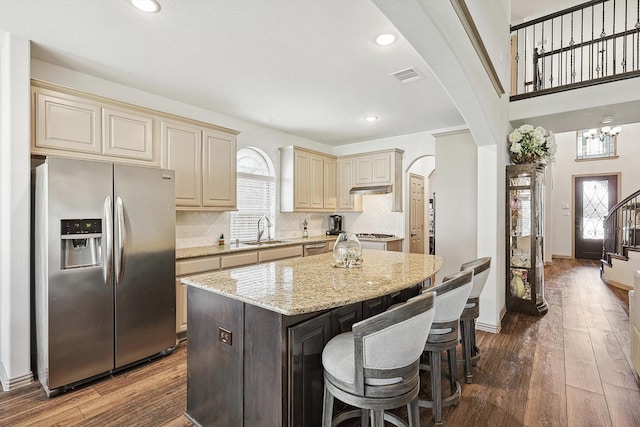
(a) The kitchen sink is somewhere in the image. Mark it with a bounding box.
[241,240,289,246]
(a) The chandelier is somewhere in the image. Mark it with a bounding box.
[585,126,622,141]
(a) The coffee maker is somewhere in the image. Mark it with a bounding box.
[327,215,343,235]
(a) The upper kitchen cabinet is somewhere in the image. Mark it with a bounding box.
[32,82,158,166]
[161,120,238,211]
[160,119,203,207]
[323,157,337,211]
[354,150,399,185]
[202,129,237,209]
[280,146,337,212]
[336,157,362,212]
[351,149,404,212]
[102,106,154,161]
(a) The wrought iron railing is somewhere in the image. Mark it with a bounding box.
[603,189,640,263]
[510,0,640,100]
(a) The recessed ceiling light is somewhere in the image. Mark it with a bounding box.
[131,0,161,13]
[375,33,396,46]
[365,116,378,122]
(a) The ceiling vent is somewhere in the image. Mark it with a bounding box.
[391,67,424,84]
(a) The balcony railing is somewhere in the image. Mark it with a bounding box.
[510,0,640,100]
[603,188,640,265]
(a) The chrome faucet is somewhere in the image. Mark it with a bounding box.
[257,216,272,243]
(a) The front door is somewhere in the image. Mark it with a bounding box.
[409,173,425,253]
[574,175,618,259]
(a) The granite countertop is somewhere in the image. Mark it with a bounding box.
[181,250,442,315]
[176,234,404,259]
[176,235,337,260]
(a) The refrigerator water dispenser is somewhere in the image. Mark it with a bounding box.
[60,219,102,269]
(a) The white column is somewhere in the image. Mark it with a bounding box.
[0,32,33,390]
[476,145,503,332]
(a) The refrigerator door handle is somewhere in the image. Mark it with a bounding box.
[115,196,127,286]
[103,197,114,286]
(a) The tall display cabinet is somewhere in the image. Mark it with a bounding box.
[506,163,548,316]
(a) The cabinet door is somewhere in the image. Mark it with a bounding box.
[309,154,325,209]
[34,90,102,154]
[161,120,202,207]
[102,107,154,162]
[371,152,392,183]
[176,279,187,334]
[323,157,337,210]
[331,303,362,336]
[362,297,387,318]
[294,150,311,209]
[288,312,331,427]
[354,155,373,185]
[203,129,237,208]
[337,158,362,212]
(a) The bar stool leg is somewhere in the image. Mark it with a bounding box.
[372,410,385,427]
[462,318,474,383]
[408,398,420,427]
[322,384,334,427]
[430,349,443,426]
[447,347,458,396]
[361,409,369,426]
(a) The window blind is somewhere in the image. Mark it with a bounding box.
[230,173,276,243]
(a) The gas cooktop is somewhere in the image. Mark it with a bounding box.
[355,233,395,239]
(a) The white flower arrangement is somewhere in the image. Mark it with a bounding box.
[508,124,557,163]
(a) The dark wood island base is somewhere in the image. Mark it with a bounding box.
[182,251,442,426]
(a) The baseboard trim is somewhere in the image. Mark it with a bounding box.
[602,277,633,292]
[551,255,574,260]
[477,321,501,334]
[0,362,33,391]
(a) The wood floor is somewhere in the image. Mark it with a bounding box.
[1,259,638,426]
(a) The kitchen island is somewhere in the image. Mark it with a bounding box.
[182,250,442,427]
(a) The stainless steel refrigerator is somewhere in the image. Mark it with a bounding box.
[35,157,176,396]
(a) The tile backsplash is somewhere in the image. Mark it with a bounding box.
[176,211,230,249]
[176,194,404,249]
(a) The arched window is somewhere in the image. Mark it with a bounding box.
[230,147,276,242]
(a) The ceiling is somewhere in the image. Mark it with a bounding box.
[0,0,597,146]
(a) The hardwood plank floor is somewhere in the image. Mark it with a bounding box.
[0,259,637,426]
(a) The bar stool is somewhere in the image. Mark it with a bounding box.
[459,257,491,384]
[419,269,473,426]
[322,291,436,427]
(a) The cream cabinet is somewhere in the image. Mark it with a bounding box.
[175,255,221,335]
[351,149,404,212]
[324,157,337,210]
[102,106,154,161]
[32,84,158,166]
[33,88,102,155]
[336,157,362,212]
[354,151,393,185]
[203,129,237,208]
[161,120,203,207]
[161,120,238,210]
[280,146,337,212]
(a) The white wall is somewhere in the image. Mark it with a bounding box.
[0,32,33,391]
[551,123,640,257]
[434,130,478,280]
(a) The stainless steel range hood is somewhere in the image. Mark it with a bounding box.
[349,185,392,195]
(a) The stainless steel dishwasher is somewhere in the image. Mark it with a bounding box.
[303,242,329,256]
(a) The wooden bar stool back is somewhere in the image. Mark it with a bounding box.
[322,291,436,427]
[419,269,474,426]
[459,257,491,383]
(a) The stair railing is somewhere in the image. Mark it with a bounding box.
[511,0,640,100]
[603,188,640,264]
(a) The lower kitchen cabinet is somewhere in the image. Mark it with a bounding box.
[287,312,332,427]
[330,302,362,336]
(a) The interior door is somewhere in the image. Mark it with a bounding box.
[113,164,176,367]
[409,173,425,253]
[574,175,618,259]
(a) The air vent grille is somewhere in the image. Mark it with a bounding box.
[391,67,424,84]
